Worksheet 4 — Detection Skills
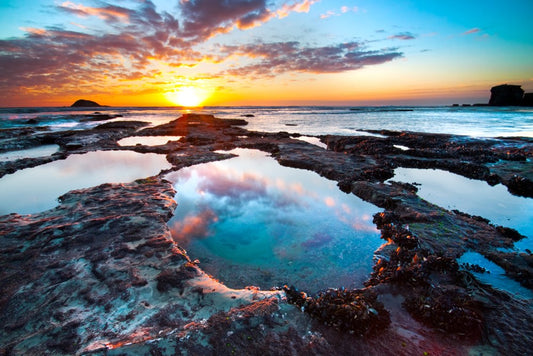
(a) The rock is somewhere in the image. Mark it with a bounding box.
[283,285,390,335]
[521,93,533,106]
[71,99,103,107]
[489,84,524,106]
[1,111,533,355]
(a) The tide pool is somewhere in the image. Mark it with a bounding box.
[0,150,171,215]
[166,148,383,293]
[389,167,533,252]
[0,144,59,162]
[117,136,182,146]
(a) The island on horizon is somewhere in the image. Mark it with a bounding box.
[71,99,105,108]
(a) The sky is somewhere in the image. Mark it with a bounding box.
[0,0,532,107]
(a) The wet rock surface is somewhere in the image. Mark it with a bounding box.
[1,113,532,355]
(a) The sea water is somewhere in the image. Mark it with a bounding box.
[1,106,532,137]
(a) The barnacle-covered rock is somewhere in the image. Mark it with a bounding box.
[283,286,390,335]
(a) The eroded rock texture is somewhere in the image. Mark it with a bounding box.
[1,113,532,355]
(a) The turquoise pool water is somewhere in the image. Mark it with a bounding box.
[166,148,383,293]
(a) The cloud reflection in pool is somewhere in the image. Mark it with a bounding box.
[166,148,382,293]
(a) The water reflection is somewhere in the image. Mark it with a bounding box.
[389,168,533,251]
[293,136,327,149]
[117,136,182,146]
[0,144,59,162]
[166,149,382,293]
[458,251,532,300]
[0,150,171,215]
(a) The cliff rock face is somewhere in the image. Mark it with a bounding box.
[521,93,533,106]
[489,84,524,106]
[71,99,102,107]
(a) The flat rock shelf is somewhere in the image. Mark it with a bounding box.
[1,113,532,355]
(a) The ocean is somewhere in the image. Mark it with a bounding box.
[1,105,532,137]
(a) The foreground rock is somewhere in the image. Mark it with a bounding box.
[0,178,283,354]
[1,113,532,355]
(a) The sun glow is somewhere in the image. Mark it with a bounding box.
[164,86,210,107]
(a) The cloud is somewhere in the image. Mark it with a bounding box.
[58,1,132,23]
[388,32,416,40]
[0,0,402,103]
[0,1,202,96]
[179,0,273,40]
[180,0,320,39]
[196,167,269,204]
[277,0,319,18]
[463,28,481,35]
[320,10,336,19]
[219,41,402,76]
[320,5,358,19]
[170,209,218,242]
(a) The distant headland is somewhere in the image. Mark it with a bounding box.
[71,99,105,107]
[489,84,532,106]
[453,84,533,107]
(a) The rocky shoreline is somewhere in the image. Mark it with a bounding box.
[1,113,532,355]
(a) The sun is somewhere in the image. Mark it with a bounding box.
[164,86,209,107]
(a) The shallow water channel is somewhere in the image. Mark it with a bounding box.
[166,149,383,293]
[0,144,59,162]
[0,150,171,215]
[458,251,533,300]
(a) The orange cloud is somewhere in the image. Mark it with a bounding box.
[277,0,319,18]
[59,1,131,22]
[170,209,218,242]
[19,27,47,36]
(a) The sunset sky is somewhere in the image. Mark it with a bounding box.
[1,0,532,107]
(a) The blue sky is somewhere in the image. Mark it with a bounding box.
[0,0,532,106]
